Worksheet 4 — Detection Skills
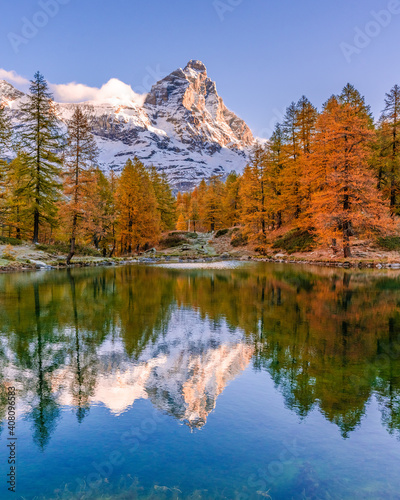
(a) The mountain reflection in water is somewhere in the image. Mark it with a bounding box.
[0,263,399,451]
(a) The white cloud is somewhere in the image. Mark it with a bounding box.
[50,78,147,106]
[0,69,30,91]
[49,82,97,102]
[0,68,147,106]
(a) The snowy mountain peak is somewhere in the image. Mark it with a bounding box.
[1,62,254,190]
[144,61,253,152]
[184,59,207,74]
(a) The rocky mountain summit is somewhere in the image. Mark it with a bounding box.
[0,61,255,190]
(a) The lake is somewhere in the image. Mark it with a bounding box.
[0,263,399,499]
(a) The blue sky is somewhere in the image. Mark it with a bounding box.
[1,0,400,138]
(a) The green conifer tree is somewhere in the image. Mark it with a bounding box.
[149,166,176,231]
[379,84,400,212]
[19,72,63,243]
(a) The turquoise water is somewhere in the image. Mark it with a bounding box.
[0,263,399,499]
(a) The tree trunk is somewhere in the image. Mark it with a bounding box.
[128,219,133,253]
[33,208,40,243]
[67,215,77,265]
[67,237,76,265]
[343,221,352,258]
[390,125,397,211]
[390,165,396,209]
[16,206,21,240]
[377,166,383,190]
[34,137,41,244]
[343,132,351,258]
[277,210,282,229]
[261,179,266,234]
[294,202,300,219]
[109,225,116,257]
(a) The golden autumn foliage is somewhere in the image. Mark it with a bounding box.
[240,145,284,239]
[115,158,160,254]
[149,166,176,231]
[179,84,396,257]
[176,213,187,231]
[305,96,393,256]
[199,175,225,231]
[1,73,400,259]
[60,106,98,263]
[223,171,241,227]
[189,187,201,232]
[83,167,115,253]
[0,153,31,239]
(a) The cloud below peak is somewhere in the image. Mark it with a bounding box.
[51,78,147,106]
[0,69,30,90]
[0,69,146,107]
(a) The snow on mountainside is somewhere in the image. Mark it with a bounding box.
[0,60,255,191]
[13,309,253,429]
[0,80,24,105]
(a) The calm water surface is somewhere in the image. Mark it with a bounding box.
[0,263,399,499]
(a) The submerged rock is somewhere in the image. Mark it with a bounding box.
[29,260,54,270]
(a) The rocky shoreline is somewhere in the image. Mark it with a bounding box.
[2,254,400,274]
[1,231,400,273]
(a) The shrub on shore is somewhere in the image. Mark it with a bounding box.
[36,243,102,257]
[230,231,248,247]
[215,228,229,238]
[377,236,400,251]
[0,236,23,246]
[272,229,316,254]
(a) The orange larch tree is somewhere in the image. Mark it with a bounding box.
[223,171,241,227]
[199,176,225,231]
[239,146,271,238]
[62,106,98,264]
[189,186,200,232]
[308,93,393,257]
[149,166,176,231]
[115,158,160,254]
[83,167,115,254]
[176,213,187,231]
[281,102,302,221]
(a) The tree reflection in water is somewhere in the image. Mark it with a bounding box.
[0,263,399,448]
